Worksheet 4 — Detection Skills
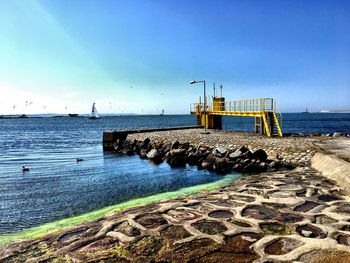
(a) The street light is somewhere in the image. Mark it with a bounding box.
[190,80,209,134]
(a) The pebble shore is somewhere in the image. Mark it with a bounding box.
[1,130,350,263]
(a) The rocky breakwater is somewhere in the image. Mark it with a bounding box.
[112,138,294,174]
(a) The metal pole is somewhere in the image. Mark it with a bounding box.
[213,82,216,98]
[199,96,202,124]
[204,81,207,133]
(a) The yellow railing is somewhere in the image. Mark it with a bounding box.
[190,97,283,137]
[190,98,275,114]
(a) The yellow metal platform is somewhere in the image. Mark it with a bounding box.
[190,97,283,137]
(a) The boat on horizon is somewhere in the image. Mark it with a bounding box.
[89,103,100,119]
[68,113,79,117]
[303,108,309,114]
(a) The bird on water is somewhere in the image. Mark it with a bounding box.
[76,158,83,162]
[22,166,30,172]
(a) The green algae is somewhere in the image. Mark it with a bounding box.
[260,223,292,236]
[0,173,241,247]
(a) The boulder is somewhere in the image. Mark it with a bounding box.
[166,148,187,167]
[201,161,211,170]
[213,158,232,174]
[167,156,187,167]
[139,149,149,159]
[243,163,263,173]
[242,159,251,165]
[198,146,209,153]
[228,149,242,160]
[240,150,253,160]
[141,138,151,148]
[238,146,249,153]
[206,153,217,163]
[214,146,228,156]
[252,149,268,162]
[259,162,268,172]
[146,149,163,164]
[333,132,344,137]
[171,141,180,149]
[232,163,243,172]
[187,151,202,166]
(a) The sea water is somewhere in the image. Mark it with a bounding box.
[0,113,349,234]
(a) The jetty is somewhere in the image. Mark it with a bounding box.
[190,96,283,137]
[103,125,203,150]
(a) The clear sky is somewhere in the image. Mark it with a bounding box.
[0,0,349,114]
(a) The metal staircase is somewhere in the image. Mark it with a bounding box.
[190,97,283,137]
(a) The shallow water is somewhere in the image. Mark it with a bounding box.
[0,116,235,234]
[0,113,349,234]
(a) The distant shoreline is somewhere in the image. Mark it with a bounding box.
[1,112,350,119]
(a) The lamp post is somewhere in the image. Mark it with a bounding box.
[190,80,209,134]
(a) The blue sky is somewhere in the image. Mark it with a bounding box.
[0,0,349,114]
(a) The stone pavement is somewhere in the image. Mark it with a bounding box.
[1,167,350,263]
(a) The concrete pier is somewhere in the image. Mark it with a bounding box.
[103,125,203,150]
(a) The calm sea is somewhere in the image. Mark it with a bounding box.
[0,113,349,234]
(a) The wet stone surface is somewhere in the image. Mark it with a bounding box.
[276,212,304,223]
[242,205,278,220]
[318,195,341,202]
[166,209,201,224]
[260,222,292,235]
[208,210,234,219]
[192,219,228,235]
[334,202,350,214]
[264,237,304,255]
[294,201,321,212]
[228,219,252,228]
[114,221,141,237]
[313,214,338,224]
[135,213,168,229]
[1,167,350,262]
[160,225,191,240]
[337,233,350,246]
[296,224,327,238]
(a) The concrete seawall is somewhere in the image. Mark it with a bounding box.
[311,153,350,194]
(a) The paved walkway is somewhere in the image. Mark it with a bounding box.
[315,137,350,163]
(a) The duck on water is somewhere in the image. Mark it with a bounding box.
[22,166,30,172]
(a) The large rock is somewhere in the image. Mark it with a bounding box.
[213,158,232,174]
[214,146,228,156]
[187,151,202,166]
[140,149,149,159]
[238,146,249,153]
[228,149,242,160]
[147,149,163,164]
[243,163,264,173]
[240,150,253,160]
[201,161,211,170]
[252,149,268,162]
[333,132,344,137]
[141,138,150,148]
[171,141,180,149]
[166,148,187,167]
